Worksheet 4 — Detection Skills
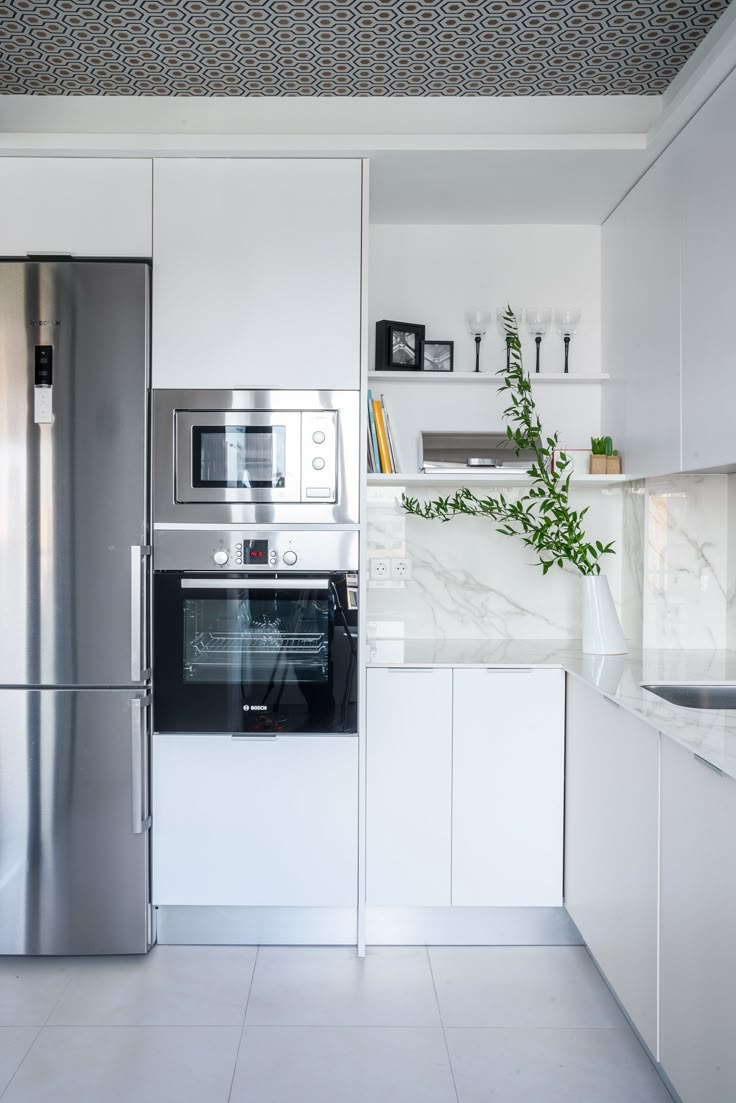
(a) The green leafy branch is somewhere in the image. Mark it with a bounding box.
[402,306,615,576]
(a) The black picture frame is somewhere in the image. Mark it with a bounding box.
[375,319,426,371]
[421,340,454,373]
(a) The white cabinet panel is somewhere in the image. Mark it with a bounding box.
[366,668,452,906]
[152,735,358,907]
[564,676,659,1056]
[602,144,681,478]
[152,158,362,389]
[0,158,152,257]
[451,668,564,907]
[660,738,736,1103]
[679,67,736,471]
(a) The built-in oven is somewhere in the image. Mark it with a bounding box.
[153,530,358,735]
[153,389,360,526]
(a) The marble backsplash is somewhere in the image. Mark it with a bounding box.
[367,474,736,648]
[367,482,624,642]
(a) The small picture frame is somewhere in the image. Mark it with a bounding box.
[375,319,426,371]
[422,340,454,373]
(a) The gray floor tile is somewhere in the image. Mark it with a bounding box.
[230,1026,457,1103]
[0,959,74,1027]
[446,1027,673,1103]
[47,945,257,1026]
[245,946,441,1027]
[429,946,626,1029]
[0,1028,39,1095]
[1,1026,241,1103]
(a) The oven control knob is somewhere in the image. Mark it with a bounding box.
[312,457,326,470]
[312,430,326,444]
[282,550,298,566]
[213,550,229,566]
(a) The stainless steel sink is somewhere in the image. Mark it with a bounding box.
[642,684,736,710]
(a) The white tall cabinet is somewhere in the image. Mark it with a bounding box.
[0,158,152,257]
[564,676,659,1057]
[152,158,363,390]
[659,738,736,1103]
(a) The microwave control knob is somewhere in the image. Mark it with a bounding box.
[282,550,298,566]
[213,550,229,566]
[312,430,326,444]
[312,457,326,470]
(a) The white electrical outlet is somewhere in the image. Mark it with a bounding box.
[391,559,412,580]
[369,557,390,580]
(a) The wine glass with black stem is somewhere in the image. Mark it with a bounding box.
[526,307,552,373]
[554,307,582,374]
[464,308,492,373]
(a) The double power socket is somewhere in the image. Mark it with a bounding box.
[369,557,413,581]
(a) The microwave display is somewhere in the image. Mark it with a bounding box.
[192,425,286,490]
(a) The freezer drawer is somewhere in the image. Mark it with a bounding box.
[0,689,151,955]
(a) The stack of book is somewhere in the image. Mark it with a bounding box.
[367,390,398,474]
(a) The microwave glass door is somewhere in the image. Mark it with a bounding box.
[175,412,302,503]
[154,574,357,734]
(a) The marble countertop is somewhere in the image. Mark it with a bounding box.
[366,638,736,781]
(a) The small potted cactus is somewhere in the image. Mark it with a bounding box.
[590,436,621,475]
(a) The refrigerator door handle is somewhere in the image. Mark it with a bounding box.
[131,544,151,682]
[131,695,152,835]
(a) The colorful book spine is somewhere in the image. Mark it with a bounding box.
[384,404,398,473]
[367,390,381,471]
[372,398,392,474]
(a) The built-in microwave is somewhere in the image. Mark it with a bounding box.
[153,389,360,526]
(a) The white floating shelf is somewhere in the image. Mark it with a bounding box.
[368,371,609,384]
[367,472,629,487]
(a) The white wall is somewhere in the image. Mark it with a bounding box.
[369,224,604,463]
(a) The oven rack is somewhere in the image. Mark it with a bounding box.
[190,629,326,660]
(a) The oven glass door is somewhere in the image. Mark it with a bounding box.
[154,574,357,734]
[175,412,302,503]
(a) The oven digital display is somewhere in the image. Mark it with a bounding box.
[243,539,268,561]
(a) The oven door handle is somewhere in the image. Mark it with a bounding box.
[180,577,330,590]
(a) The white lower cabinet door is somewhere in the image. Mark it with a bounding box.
[451,668,564,908]
[366,668,452,906]
[659,739,736,1103]
[152,735,358,907]
[564,677,659,1057]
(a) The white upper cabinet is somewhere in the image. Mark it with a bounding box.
[564,676,659,1057]
[602,142,681,478]
[603,65,736,476]
[451,668,564,907]
[659,739,736,1103]
[0,159,152,257]
[152,158,363,390]
[679,67,736,471]
[366,668,452,906]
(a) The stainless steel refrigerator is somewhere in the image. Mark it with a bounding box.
[0,260,152,954]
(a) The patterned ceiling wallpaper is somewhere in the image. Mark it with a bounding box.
[0,1,730,97]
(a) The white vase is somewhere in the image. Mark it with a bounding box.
[581,575,627,655]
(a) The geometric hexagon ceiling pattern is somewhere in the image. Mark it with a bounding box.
[0,0,730,97]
